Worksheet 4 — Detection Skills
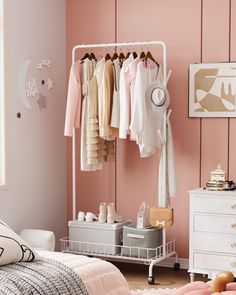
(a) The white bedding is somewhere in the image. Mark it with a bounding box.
[37,250,130,295]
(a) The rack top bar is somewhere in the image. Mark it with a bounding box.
[72,40,165,50]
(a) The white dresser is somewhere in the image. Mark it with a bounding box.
[189,188,236,281]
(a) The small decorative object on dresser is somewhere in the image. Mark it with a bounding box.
[210,163,226,181]
[204,164,236,191]
[188,188,236,282]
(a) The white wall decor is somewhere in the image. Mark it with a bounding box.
[37,94,46,110]
[18,58,54,111]
[26,78,39,98]
[38,59,51,70]
[18,60,32,109]
[46,78,53,90]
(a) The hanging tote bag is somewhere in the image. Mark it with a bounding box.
[150,207,174,228]
[136,202,151,229]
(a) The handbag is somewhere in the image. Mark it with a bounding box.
[150,207,174,228]
[136,202,150,229]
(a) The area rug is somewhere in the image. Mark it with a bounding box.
[130,288,177,295]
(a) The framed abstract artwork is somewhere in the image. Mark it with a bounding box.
[189,62,236,117]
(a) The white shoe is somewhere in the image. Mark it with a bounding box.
[98,202,107,223]
[107,203,123,224]
[85,212,98,222]
[78,211,85,222]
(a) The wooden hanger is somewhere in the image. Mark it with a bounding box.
[105,52,111,61]
[145,51,155,62]
[80,52,90,62]
[140,51,146,59]
[125,51,131,59]
[145,51,159,67]
[111,52,119,61]
[119,52,125,60]
[132,51,138,59]
[89,52,97,61]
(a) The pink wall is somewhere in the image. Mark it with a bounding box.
[66,0,236,259]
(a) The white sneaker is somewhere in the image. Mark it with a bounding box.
[107,203,123,224]
[78,211,85,222]
[98,202,107,223]
[85,212,98,222]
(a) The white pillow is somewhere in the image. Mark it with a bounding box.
[0,220,40,266]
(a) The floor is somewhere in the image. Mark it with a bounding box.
[113,262,208,290]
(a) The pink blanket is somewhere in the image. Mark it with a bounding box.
[174,281,236,295]
[38,250,130,295]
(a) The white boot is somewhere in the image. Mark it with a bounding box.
[98,202,107,223]
[107,203,122,224]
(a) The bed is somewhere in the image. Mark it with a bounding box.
[0,223,130,294]
[37,250,130,295]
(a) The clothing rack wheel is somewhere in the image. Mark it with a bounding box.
[148,276,155,285]
[174,262,180,271]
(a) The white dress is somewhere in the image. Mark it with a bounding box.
[119,54,135,139]
[111,57,121,129]
[94,58,106,137]
[129,60,160,158]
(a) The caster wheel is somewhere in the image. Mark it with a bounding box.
[173,262,180,271]
[148,276,155,285]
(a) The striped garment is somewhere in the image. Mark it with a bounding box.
[0,257,88,294]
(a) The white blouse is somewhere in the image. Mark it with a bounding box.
[130,61,161,158]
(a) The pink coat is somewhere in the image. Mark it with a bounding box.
[64,61,83,136]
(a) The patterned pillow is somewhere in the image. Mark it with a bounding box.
[0,220,40,266]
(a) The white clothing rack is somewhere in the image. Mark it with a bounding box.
[71,40,169,220]
[69,40,178,284]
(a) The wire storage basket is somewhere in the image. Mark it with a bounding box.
[60,236,176,264]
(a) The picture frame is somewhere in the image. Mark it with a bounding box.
[189,62,236,117]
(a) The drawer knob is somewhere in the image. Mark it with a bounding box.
[231,262,236,268]
[231,204,236,209]
[231,223,236,229]
[231,243,236,248]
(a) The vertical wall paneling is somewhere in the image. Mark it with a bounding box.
[229,0,236,181]
[201,0,230,186]
[66,0,116,219]
[116,0,201,258]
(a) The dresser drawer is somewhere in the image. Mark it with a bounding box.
[194,214,236,234]
[191,196,236,215]
[194,252,236,272]
[193,232,236,254]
